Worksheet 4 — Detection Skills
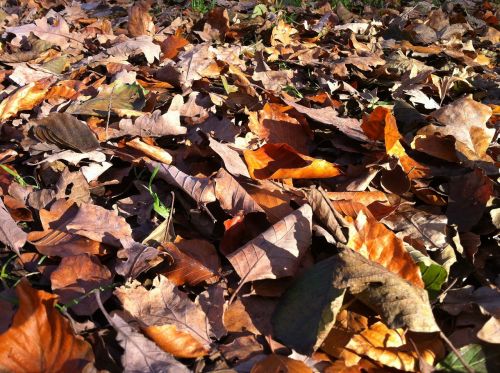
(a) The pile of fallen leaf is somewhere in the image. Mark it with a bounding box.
[0,0,499,371]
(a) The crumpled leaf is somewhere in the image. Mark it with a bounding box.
[0,197,27,254]
[0,279,95,373]
[114,276,212,353]
[227,204,312,283]
[251,354,312,373]
[108,36,161,64]
[329,248,440,332]
[307,187,347,243]
[244,143,342,180]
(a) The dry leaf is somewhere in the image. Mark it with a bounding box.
[0,78,53,121]
[0,280,94,373]
[227,204,312,283]
[50,254,113,315]
[244,143,342,180]
[251,354,312,373]
[128,0,155,37]
[0,197,27,254]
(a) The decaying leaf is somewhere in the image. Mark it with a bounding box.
[0,197,27,254]
[0,280,94,373]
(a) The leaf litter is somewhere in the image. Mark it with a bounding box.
[0,0,499,372]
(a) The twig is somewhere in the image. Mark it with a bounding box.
[105,85,116,141]
[439,330,475,373]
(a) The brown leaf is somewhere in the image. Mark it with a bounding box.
[248,103,312,154]
[50,254,113,316]
[161,33,190,60]
[128,0,155,37]
[244,143,342,180]
[322,319,444,372]
[208,138,251,178]
[214,168,264,216]
[161,242,219,286]
[0,280,94,373]
[34,112,100,152]
[428,98,493,158]
[146,160,215,205]
[114,276,212,350]
[0,196,27,254]
[307,187,347,243]
[144,324,208,358]
[223,296,277,336]
[251,354,313,373]
[283,99,368,142]
[446,168,493,232]
[0,78,53,121]
[197,8,230,42]
[107,311,189,372]
[197,284,227,340]
[227,204,312,283]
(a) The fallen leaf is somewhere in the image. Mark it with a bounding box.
[273,255,346,353]
[0,78,53,121]
[107,311,189,373]
[244,143,342,180]
[248,103,312,154]
[477,317,500,344]
[108,36,161,64]
[50,254,113,316]
[330,248,439,332]
[436,344,500,373]
[128,0,155,37]
[115,276,212,352]
[227,204,312,283]
[0,280,94,372]
[251,354,312,373]
[307,187,347,243]
[161,241,219,286]
[34,113,100,152]
[0,197,27,254]
[161,33,190,60]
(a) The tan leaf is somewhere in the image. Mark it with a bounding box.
[128,0,155,37]
[0,280,94,373]
[227,204,312,283]
[425,97,494,158]
[477,317,500,344]
[244,143,342,180]
[346,210,424,288]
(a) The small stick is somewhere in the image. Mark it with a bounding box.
[439,330,475,373]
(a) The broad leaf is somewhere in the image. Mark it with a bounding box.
[436,344,500,373]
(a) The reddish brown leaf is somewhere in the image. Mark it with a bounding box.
[251,354,313,373]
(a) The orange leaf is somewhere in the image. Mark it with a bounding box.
[327,191,388,206]
[144,324,208,358]
[161,34,190,60]
[361,106,388,141]
[244,143,342,180]
[251,354,312,373]
[0,78,52,121]
[346,210,424,288]
[248,103,312,154]
[0,280,94,373]
[384,110,431,179]
[127,0,155,37]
